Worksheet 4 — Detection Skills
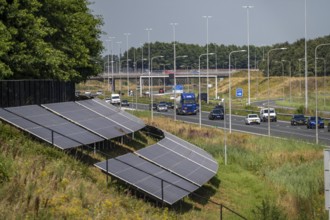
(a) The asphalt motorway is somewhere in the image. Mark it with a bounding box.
[128,103,330,146]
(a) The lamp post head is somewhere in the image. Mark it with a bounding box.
[280,47,287,50]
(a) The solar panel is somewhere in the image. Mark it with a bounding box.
[158,134,218,173]
[79,99,145,131]
[136,144,215,186]
[95,153,198,205]
[1,105,103,149]
[43,102,131,139]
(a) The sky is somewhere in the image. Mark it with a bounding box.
[88,0,330,55]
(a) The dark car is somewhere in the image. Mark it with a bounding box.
[214,104,224,112]
[328,122,330,132]
[166,102,174,109]
[150,103,157,110]
[159,88,165,93]
[208,109,224,120]
[121,100,129,107]
[307,116,324,129]
[291,114,306,125]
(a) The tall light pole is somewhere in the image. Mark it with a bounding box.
[314,43,330,144]
[229,50,246,133]
[304,0,308,111]
[151,55,164,121]
[124,33,131,96]
[279,60,285,99]
[116,41,122,73]
[170,22,178,121]
[298,58,304,95]
[106,39,111,91]
[316,57,326,108]
[267,48,287,136]
[282,60,292,103]
[107,37,115,92]
[199,53,214,128]
[203,16,212,104]
[145,28,152,95]
[243,5,253,105]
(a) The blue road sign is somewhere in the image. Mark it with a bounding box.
[236,88,243,97]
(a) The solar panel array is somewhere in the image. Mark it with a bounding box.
[95,153,198,205]
[0,106,103,149]
[43,102,131,139]
[136,132,218,187]
[79,99,145,132]
[96,130,219,205]
[0,99,218,205]
[0,99,146,150]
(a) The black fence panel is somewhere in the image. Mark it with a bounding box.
[0,80,75,108]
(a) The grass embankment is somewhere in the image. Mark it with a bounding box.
[0,110,327,219]
[144,114,326,219]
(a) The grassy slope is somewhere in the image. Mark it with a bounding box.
[0,102,328,219]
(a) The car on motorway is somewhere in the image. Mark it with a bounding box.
[156,103,168,112]
[260,108,277,122]
[150,103,157,110]
[214,104,224,112]
[208,109,224,120]
[306,116,324,129]
[245,114,261,125]
[159,88,165,93]
[290,114,306,126]
[166,102,174,109]
[121,100,129,107]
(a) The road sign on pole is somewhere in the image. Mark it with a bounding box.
[236,88,243,98]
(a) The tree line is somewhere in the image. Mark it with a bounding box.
[0,1,329,82]
[113,35,330,77]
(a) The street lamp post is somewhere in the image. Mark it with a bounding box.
[222,99,228,165]
[243,5,254,105]
[298,58,304,95]
[170,22,178,121]
[203,16,212,104]
[199,53,214,128]
[124,33,131,96]
[304,0,308,112]
[145,28,152,95]
[116,41,122,91]
[229,50,246,133]
[151,55,164,121]
[282,60,292,103]
[267,48,287,136]
[279,60,285,99]
[314,43,330,144]
[316,58,326,108]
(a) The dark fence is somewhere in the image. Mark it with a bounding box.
[0,80,75,108]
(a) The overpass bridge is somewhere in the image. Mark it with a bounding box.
[90,69,257,98]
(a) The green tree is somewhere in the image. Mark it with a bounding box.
[0,0,103,82]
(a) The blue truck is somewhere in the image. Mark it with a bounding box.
[175,93,198,115]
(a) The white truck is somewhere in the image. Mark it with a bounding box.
[260,108,277,122]
[110,93,121,105]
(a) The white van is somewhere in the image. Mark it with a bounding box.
[260,108,277,122]
[110,93,121,105]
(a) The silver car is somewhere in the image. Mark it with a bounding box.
[245,114,261,125]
